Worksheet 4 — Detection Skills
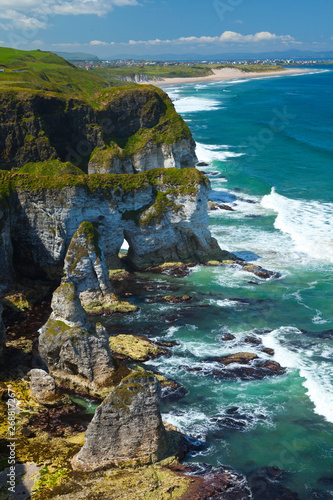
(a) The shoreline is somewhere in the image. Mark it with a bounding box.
[139,67,309,87]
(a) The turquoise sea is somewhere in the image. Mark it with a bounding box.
[107,67,333,498]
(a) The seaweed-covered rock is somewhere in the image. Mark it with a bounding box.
[0,303,6,363]
[29,369,60,405]
[71,372,170,471]
[39,283,115,389]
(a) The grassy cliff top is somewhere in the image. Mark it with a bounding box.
[0,47,127,98]
[0,167,208,208]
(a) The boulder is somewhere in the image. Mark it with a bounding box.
[215,352,259,366]
[39,282,115,389]
[72,372,170,471]
[29,369,59,404]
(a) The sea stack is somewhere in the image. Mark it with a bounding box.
[72,372,170,471]
[38,282,115,390]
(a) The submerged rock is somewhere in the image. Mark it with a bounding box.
[72,372,170,471]
[39,282,115,390]
[29,369,60,405]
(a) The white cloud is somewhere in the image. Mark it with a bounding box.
[0,9,48,31]
[90,40,109,46]
[123,31,298,46]
[0,0,139,34]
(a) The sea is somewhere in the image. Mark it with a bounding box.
[106,67,333,498]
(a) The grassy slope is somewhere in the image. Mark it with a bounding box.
[0,47,129,97]
[93,63,285,81]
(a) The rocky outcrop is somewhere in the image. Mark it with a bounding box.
[0,303,6,363]
[3,168,228,281]
[89,138,197,175]
[29,369,60,405]
[63,221,114,307]
[0,87,195,174]
[72,372,170,471]
[39,282,115,390]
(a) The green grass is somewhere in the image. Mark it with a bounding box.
[0,47,129,97]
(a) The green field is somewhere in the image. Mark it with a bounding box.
[0,47,129,97]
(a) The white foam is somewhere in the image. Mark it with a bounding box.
[196,142,244,163]
[259,327,333,423]
[262,188,333,263]
[173,96,221,114]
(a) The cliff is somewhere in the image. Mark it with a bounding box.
[0,168,227,284]
[0,86,196,174]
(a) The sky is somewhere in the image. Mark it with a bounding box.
[0,0,332,58]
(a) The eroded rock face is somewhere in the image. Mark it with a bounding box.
[30,369,59,404]
[87,138,197,175]
[72,372,169,471]
[39,283,115,389]
[0,303,6,363]
[63,221,114,307]
[9,169,228,279]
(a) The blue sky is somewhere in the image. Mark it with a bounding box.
[0,0,332,58]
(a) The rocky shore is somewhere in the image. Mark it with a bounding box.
[0,48,292,500]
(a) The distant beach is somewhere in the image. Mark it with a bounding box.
[140,67,309,87]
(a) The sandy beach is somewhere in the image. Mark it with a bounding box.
[140,67,308,87]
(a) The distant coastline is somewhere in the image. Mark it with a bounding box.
[140,67,309,87]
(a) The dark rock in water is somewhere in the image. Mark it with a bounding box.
[244,336,262,346]
[262,347,275,356]
[240,262,281,280]
[72,372,171,471]
[248,281,260,285]
[197,162,209,167]
[247,467,300,499]
[212,413,249,431]
[171,462,252,499]
[317,476,333,485]
[192,353,285,381]
[318,329,333,339]
[310,491,333,499]
[214,352,259,366]
[245,215,263,219]
[239,197,257,204]
[221,333,236,341]
[159,377,187,402]
[208,200,235,211]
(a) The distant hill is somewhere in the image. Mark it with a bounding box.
[56,51,99,61]
[0,47,124,98]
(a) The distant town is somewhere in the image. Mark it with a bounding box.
[75,58,333,71]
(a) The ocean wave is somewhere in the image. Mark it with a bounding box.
[196,142,244,163]
[258,327,333,423]
[262,188,333,263]
[173,96,221,113]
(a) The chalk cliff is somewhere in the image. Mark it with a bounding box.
[0,168,228,284]
[0,86,196,174]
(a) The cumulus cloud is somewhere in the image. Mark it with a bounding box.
[119,31,297,46]
[0,0,138,34]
